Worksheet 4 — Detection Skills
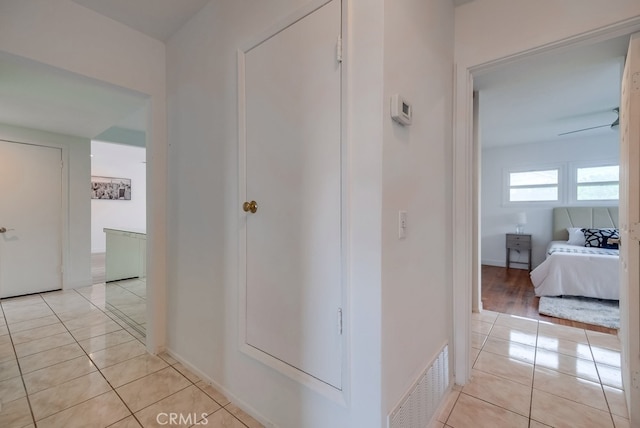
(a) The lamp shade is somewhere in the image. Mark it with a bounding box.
[516,212,527,225]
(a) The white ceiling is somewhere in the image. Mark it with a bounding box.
[71,0,211,41]
[0,2,630,148]
[476,35,629,148]
[0,52,148,139]
[0,0,213,141]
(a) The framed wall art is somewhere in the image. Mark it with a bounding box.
[91,176,132,200]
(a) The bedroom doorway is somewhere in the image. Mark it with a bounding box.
[473,36,627,330]
[457,22,640,425]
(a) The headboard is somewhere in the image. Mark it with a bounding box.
[552,207,618,241]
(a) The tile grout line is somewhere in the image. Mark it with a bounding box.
[1,295,43,428]
[528,319,540,427]
[586,331,620,428]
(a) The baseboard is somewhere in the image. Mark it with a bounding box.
[162,348,275,428]
[481,259,505,267]
[482,259,530,270]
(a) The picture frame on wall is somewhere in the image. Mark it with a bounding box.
[91,176,132,200]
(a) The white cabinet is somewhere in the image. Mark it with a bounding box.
[104,228,146,282]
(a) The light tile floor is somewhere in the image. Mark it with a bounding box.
[0,284,263,428]
[434,311,629,428]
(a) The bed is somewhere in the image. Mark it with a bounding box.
[530,207,620,300]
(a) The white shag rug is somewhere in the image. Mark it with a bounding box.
[538,296,620,329]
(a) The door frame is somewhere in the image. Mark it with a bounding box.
[236,0,349,405]
[0,138,68,296]
[453,17,640,385]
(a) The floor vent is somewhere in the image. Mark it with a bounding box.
[388,344,449,428]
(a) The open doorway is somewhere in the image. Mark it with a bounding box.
[91,135,147,338]
[0,51,152,338]
[473,35,627,334]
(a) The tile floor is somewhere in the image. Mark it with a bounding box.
[433,311,629,428]
[0,284,263,428]
[105,278,147,337]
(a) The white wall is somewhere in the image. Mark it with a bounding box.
[0,0,167,351]
[481,135,619,269]
[91,141,146,253]
[0,123,91,288]
[167,0,454,426]
[166,1,380,427]
[381,0,454,418]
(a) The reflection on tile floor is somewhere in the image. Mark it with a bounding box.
[434,311,629,428]
[105,279,147,339]
[0,284,263,428]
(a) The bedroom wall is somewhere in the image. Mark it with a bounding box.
[0,0,167,351]
[91,141,146,254]
[481,134,619,269]
[0,122,92,289]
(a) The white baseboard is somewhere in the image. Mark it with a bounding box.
[162,348,275,428]
[481,259,505,267]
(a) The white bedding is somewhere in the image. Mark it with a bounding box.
[530,241,619,300]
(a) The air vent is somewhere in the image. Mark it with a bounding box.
[388,344,449,428]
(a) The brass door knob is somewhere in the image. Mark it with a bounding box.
[0,227,5,233]
[243,201,258,214]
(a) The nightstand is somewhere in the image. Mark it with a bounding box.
[506,233,532,271]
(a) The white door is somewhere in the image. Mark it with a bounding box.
[619,32,640,425]
[240,0,343,389]
[0,140,62,298]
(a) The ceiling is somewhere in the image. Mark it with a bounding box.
[0,52,148,140]
[0,0,212,142]
[476,35,629,148]
[0,1,630,148]
[71,0,211,42]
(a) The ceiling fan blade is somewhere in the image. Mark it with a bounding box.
[611,108,620,128]
[558,123,611,136]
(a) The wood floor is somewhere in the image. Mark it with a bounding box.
[481,265,617,334]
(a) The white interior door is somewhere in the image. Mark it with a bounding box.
[0,140,62,298]
[240,0,343,389]
[619,32,640,425]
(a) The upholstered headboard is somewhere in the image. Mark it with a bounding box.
[552,207,618,241]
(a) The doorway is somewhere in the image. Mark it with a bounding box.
[454,17,640,426]
[473,36,626,331]
[91,138,148,338]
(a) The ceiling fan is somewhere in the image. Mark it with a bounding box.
[558,107,619,136]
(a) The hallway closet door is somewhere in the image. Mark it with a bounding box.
[0,140,62,298]
[239,0,343,389]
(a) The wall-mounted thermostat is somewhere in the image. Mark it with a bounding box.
[391,94,412,126]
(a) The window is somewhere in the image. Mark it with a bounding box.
[576,165,619,201]
[508,169,559,202]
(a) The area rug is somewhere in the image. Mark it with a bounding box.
[538,296,620,329]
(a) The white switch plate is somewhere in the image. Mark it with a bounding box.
[398,211,407,239]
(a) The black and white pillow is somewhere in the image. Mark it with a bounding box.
[581,228,619,249]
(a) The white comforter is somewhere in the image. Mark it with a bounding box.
[530,241,619,300]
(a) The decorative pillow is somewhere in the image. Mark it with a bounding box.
[566,227,586,246]
[581,228,619,249]
[607,237,620,249]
